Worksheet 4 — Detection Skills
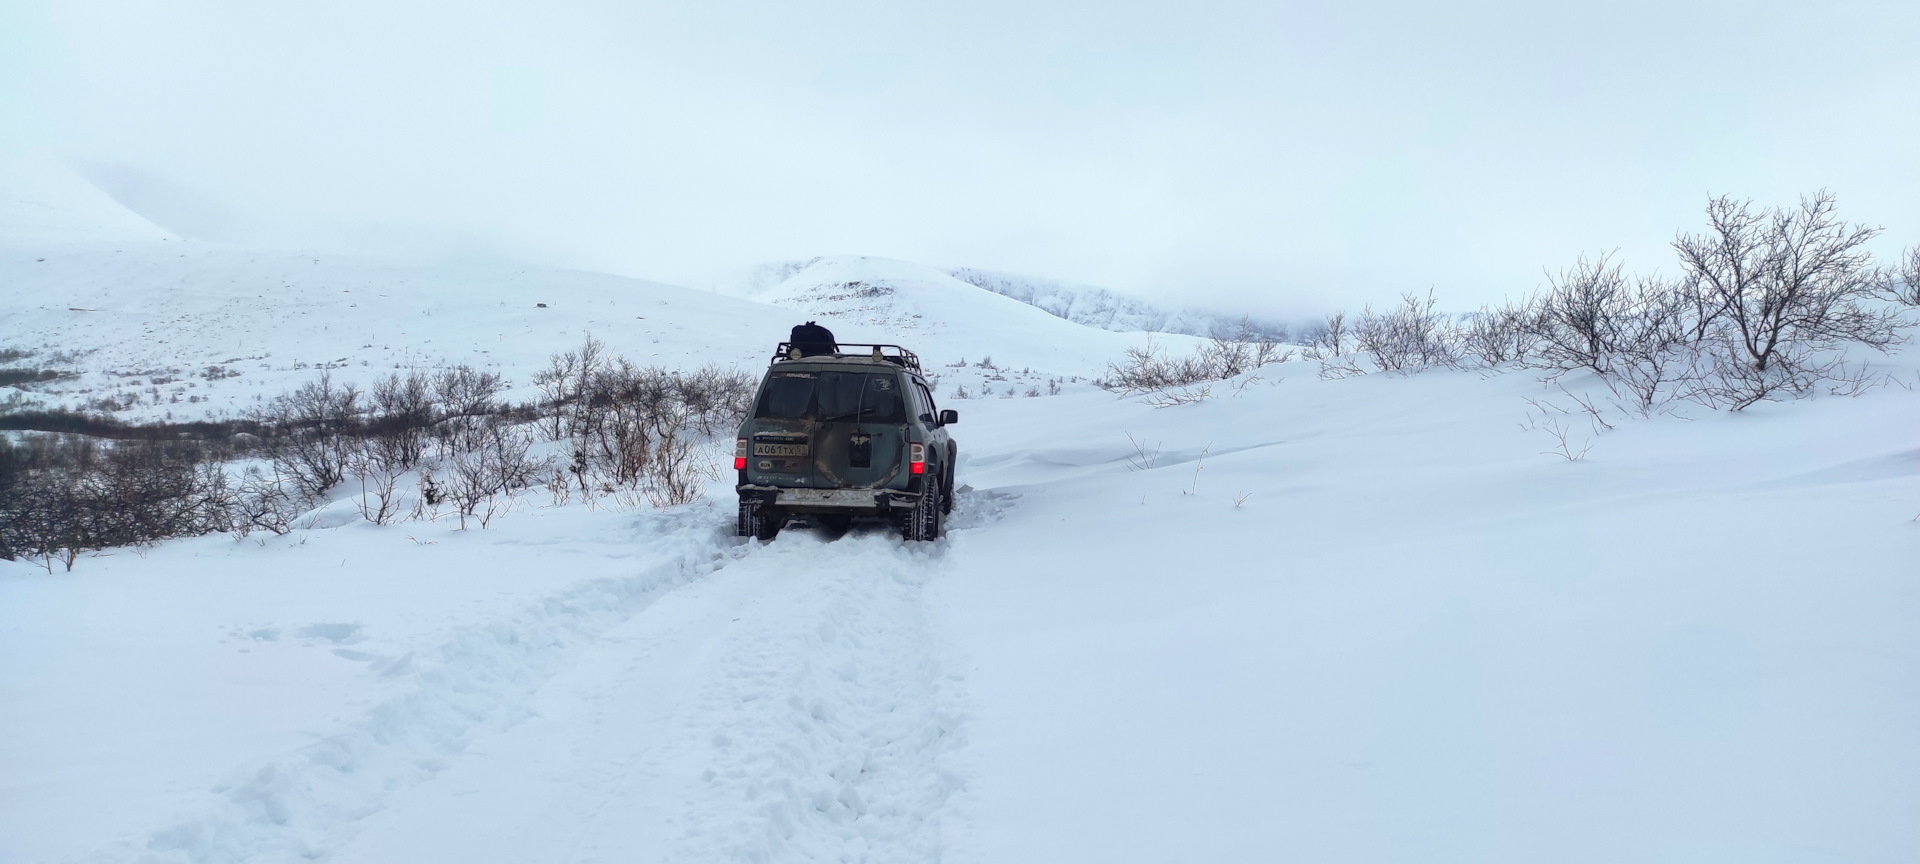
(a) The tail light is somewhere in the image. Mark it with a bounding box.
[909,442,926,475]
[734,438,748,470]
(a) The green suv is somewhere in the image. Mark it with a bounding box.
[734,343,958,541]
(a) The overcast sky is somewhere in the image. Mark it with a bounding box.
[4,0,1916,317]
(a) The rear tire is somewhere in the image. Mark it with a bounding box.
[901,476,943,542]
[738,501,783,541]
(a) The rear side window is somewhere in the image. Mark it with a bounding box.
[914,381,937,418]
[755,372,816,419]
[812,371,907,423]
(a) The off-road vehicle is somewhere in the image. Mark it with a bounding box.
[735,341,958,541]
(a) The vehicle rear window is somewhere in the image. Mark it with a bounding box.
[755,372,816,419]
[758,370,906,423]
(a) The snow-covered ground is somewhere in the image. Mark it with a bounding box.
[4,163,1919,863]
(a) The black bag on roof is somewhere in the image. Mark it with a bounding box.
[790,321,838,357]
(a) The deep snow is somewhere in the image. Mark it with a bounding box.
[4,162,1919,864]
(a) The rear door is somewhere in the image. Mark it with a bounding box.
[749,370,820,486]
[810,369,908,489]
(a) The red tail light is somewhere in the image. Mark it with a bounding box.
[734,438,748,470]
[909,442,925,475]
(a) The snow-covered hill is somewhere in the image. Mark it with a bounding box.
[747,256,1292,341]
[0,170,1186,422]
[0,156,178,247]
[748,256,1206,375]
[947,266,1291,340]
[4,164,1919,864]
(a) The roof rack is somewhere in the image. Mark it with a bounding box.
[772,342,922,371]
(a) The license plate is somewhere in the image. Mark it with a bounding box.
[753,443,809,457]
[778,489,877,507]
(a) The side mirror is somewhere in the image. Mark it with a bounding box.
[938,409,959,425]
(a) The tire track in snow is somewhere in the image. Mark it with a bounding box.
[661,528,971,863]
[105,509,754,864]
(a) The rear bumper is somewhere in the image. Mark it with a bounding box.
[737,484,918,513]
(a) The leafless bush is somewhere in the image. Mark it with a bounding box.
[1530,254,1696,415]
[1103,326,1288,404]
[1300,311,1368,378]
[1673,192,1905,409]
[1124,432,1160,471]
[1883,246,1920,307]
[232,464,312,538]
[644,433,717,508]
[533,334,607,441]
[432,365,507,456]
[1457,299,1539,367]
[673,364,757,436]
[347,443,407,525]
[1139,384,1214,407]
[0,434,245,569]
[255,371,361,499]
[1354,290,1457,373]
[543,464,573,507]
[446,422,545,529]
[367,368,435,469]
[1203,317,1290,378]
[411,467,447,523]
[1521,398,1595,461]
[1104,340,1215,395]
[1299,311,1349,359]
[533,336,751,502]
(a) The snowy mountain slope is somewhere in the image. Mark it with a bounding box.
[2,200,1193,423]
[746,257,1289,340]
[749,256,1208,376]
[0,157,178,246]
[0,237,804,420]
[947,266,1290,339]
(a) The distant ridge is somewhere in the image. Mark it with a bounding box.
[746,258,1289,341]
[0,156,176,245]
[945,267,1290,341]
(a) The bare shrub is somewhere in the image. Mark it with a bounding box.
[1299,311,1367,378]
[1521,399,1594,461]
[1298,311,1349,360]
[1884,246,1920,307]
[432,365,506,456]
[644,432,717,508]
[232,464,311,538]
[1203,317,1289,378]
[256,371,360,499]
[1674,192,1905,409]
[1457,299,1539,367]
[1531,254,1696,415]
[1104,340,1215,395]
[1,434,245,569]
[348,442,407,525]
[533,334,607,441]
[1124,433,1160,471]
[1354,290,1457,373]
[446,422,544,529]
[367,368,435,469]
[1139,384,1213,407]
[1103,326,1289,405]
[674,364,757,437]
